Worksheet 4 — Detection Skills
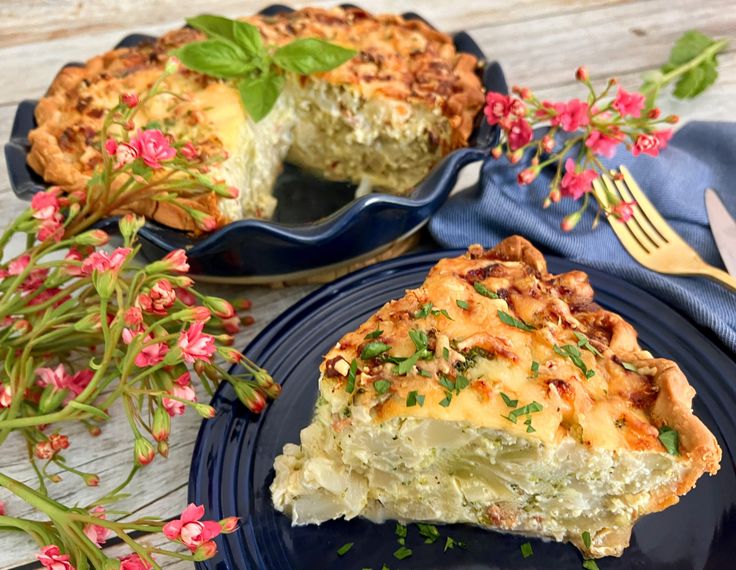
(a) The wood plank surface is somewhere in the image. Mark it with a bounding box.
[0,0,733,567]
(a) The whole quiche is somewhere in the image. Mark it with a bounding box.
[28,6,485,231]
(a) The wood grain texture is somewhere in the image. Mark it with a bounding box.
[0,0,734,568]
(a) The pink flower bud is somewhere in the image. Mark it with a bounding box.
[575,66,589,81]
[204,297,235,319]
[152,406,171,442]
[218,347,243,363]
[158,440,170,458]
[517,167,538,185]
[194,403,216,418]
[34,441,55,460]
[220,517,239,533]
[227,186,239,198]
[561,211,582,232]
[180,142,200,161]
[490,146,503,159]
[119,214,145,241]
[74,229,109,247]
[193,541,218,561]
[134,437,155,465]
[85,474,100,487]
[222,317,240,334]
[665,114,679,124]
[508,149,523,164]
[104,139,118,155]
[236,298,252,311]
[49,433,69,451]
[121,93,139,108]
[541,135,555,153]
[88,425,102,437]
[550,189,561,203]
[648,107,661,119]
[165,57,180,74]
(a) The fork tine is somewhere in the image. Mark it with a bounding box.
[618,165,680,243]
[600,174,656,255]
[595,177,652,262]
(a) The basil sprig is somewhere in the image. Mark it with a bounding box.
[174,14,356,121]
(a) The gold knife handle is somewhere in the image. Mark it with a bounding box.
[698,265,736,293]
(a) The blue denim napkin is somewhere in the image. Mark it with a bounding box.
[429,122,736,353]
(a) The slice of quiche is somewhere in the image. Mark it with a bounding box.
[271,236,721,558]
[28,6,484,231]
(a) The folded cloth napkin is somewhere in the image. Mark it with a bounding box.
[429,121,736,353]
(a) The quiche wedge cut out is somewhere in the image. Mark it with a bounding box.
[270,236,721,558]
[27,6,484,231]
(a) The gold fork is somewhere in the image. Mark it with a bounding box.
[592,165,736,292]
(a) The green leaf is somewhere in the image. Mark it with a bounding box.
[408,329,428,351]
[336,542,354,556]
[346,359,358,393]
[274,38,356,74]
[365,329,383,339]
[667,30,716,67]
[360,341,391,360]
[456,299,469,310]
[406,390,425,407]
[530,360,539,378]
[498,310,535,332]
[395,522,407,540]
[173,39,253,78]
[237,72,284,122]
[186,15,264,56]
[554,344,595,379]
[500,392,518,408]
[520,542,533,558]
[673,58,718,99]
[417,523,440,544]
[439,393,452,407]
[68,400,111,421]
[658,425,680,455]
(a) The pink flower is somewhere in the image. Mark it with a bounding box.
[81,247,131,275]
[36,364,71,391]
[49,433,70,451]
[119,553,152,570]
[121,93,139,108]
[35,441,55,460]
[122,329,170,367]
[138,279,176,315]
[124,306,143,326]
[585,130,622,158]
[612,200,637,222]
[130,129,176,169]
[31,191,60,221]
[163,383,197,416]
[83,506,110,547]
[68,369,94,396]
[180,142,200,160]
[176,287,196,306]
[36,545,75,570]
[6,254,30,276]
[162,249,190,273]
[37,218,64,242]
[560,158,597,200]
[115,143,139,169]
[0,384,11,408]
[63,248,84,276]
[175,372,192,386]
[631,129,672,157]
[507,117,533,151]
[612,87,645,118]
[163,504,222,552]
[484,92,512,125]
[104,139,118,155]
[550,99,589,132]
[178,322,216,364]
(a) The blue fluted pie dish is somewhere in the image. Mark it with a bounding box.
[4,4,506,280]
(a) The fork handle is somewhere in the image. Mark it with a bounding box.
[698,266,736,293]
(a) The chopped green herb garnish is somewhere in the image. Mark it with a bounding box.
[520,542,533,558]
[361,342,391,360]
[582,560,600,570]
[395,349,432,375]
[524,417,536,433]
[439,374,455,391]
[337,542,354,556]
[498,309,535,332]
[417,523,440,544]
[474,281,499,299]
[395,522,407,544]
[622,361,638,372]
[346,359,358,393]
[455,374,470,391]
[443,536,465,551]
[500,392,518,408]
[406,390,425,407]
[373,379,391,395]
[554,344,595,379]
[582,531,592,549]
[365,329,383,339]
[393,546,413,560]
[408,329,428,350]
[442,347,450,360]
[574,332,602,357]
[440,393,452,407]
[418,368,432,378]
[530,360,540,378]
[658,425,680,455]
[504,401,543,424]
[414,302,453,320]
[456,299,469,310]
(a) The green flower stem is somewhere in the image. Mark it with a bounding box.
[0,515,57,546]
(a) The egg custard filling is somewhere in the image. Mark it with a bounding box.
[271,236,721,559]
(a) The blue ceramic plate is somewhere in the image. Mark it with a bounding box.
[3,5,506,279]
[189,250,736,570]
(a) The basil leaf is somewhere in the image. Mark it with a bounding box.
[439,393,452,407]
[498,310,535,332]
[186,15,264,56]
[530,360,539,378]
[365,329,383,339]
[554,344,595,379]
[500,392,518,408]
[658,425,680,455]
[456,299,469,310]
[238,72,284,122]
[406,390,424,407]
[408,329,428,351]
[173,39,252,78]
[346,359,358,393]
[360,341,391,360]
[474,281,499,299]
[274,38,356,74]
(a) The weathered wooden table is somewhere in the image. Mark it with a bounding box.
[0,0,733,567]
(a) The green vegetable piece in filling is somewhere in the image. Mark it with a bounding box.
[498,310,535,332]
[658,425,680,455]
[361,342,391,360]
